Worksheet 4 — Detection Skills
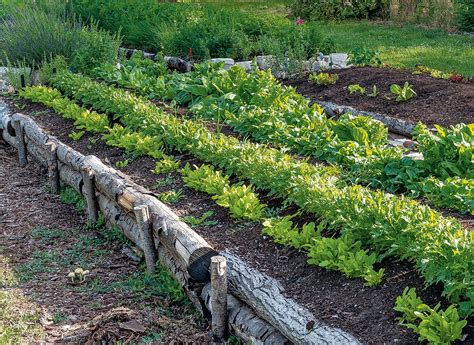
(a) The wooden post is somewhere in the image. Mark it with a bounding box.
[46,142,60,194]
[12,119,27,167]
[81,167,98,224]
[134,204,158,273]
[211,255,228,340]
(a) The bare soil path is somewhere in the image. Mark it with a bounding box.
[0,144,210,343]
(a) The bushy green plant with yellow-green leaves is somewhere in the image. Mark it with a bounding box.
[395,288,467,344]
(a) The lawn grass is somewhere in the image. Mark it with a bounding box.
[318,20,474,75]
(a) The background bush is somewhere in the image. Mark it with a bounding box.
[0,1,121,73]
[70,0,328,61]
[290,0,389,21]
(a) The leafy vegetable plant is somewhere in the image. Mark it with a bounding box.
[309,72,339,86]
[390,82,416,102]
[348,84,366,94]
[395,288,467,344]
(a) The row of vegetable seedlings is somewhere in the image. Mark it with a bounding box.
[92,56,472,215]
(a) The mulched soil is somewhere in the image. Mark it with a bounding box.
[0,144,210,343]
[283,67,474,127]
[3,96,473,344]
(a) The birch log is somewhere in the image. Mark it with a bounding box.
[12,119,27,167]
[211,256,228,339]
[46,142,60,194]
[223,252,360,344]
[134,204,158,273]
[201,284,287,344]
[82,167,99,224]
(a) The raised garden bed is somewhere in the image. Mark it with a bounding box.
[283,67,474,128]
[3,95,473,344]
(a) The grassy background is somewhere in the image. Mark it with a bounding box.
[319,21,474,75]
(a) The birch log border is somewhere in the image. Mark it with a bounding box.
[313,100,416,136]
[0,105,360,344]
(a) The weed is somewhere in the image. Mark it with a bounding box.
[153,175,174,189]
[52,311,68,324]
[60,186,86,213]
[31,227,66,244]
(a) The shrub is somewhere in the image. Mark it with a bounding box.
[0,2,121,74]
[290,0,389,21]
[455,0,474,31]
[72,0,329,62]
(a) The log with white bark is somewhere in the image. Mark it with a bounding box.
[80,155,218,282]
[201,284,288,344]
[223,251,360,344]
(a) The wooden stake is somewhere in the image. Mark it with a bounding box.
[81,167,98,224]
[12,119,27,167]
[211,255,228,340]
[134,204,158,273]
[45,142,60,194]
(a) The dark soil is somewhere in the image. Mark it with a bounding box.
[0,145,210,343]
[283,67,474,127]
[3,97,473,344]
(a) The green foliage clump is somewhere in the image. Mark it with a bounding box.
[309,72,339,86]
[71,0,328,62]
[0,2,121,73]
[289,0,389,21]
[395,288,467,344]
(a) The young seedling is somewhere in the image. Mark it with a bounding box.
[182,211,218,227]
[115,159,130,168]
[152,157,180,175]
[69,130,85,141]
[368,85,379,97]
[348,84,366,95]
[309,72,339,86]
[390,82,416,101]
[68,267,90,283]
[159,189,183,203]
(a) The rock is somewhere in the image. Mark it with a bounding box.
[209,58,234,70]
[256,55,276,70]
[329,53,349,69]
[235,60,254,72]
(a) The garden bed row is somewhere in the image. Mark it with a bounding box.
[0,100,360,344]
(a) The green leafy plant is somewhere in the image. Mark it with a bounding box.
[368,85,379,97]
[348,48,382,66]
[152,157,180,175]
[390,81,416,102]
[68,130,85,141]
[309,72,339,86]
[394,288,467,344]
[182,211,218,227]
[159,189,183,204]
[115,159,130,168]
[348,84,366,95]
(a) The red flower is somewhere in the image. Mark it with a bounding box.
[295,18,305,25]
